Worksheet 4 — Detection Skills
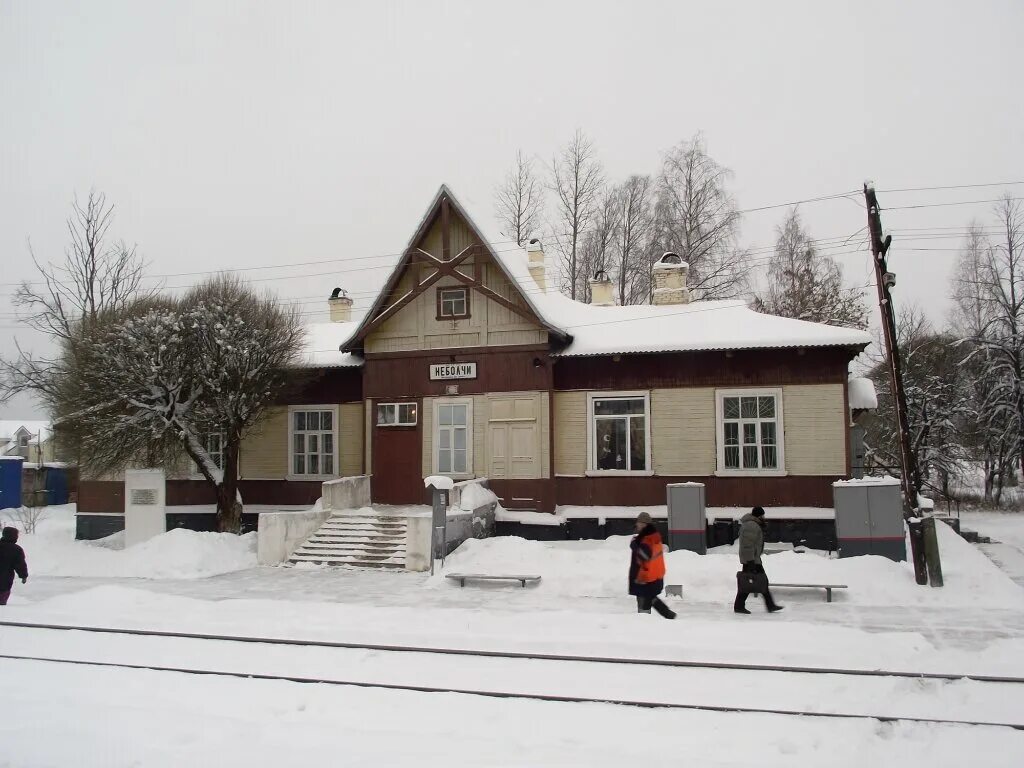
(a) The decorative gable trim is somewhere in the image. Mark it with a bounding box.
[340,185,569,353]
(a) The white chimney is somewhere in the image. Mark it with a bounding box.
[526,238,547,292]
[328,287,353,322]
[652,252,691,305]
[588,270,614,306]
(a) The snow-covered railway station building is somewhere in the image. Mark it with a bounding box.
[76,186,871,536]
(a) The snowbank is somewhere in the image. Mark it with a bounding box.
[27,528,257,579]
[436,522,1024,609]
[7,504,257,579]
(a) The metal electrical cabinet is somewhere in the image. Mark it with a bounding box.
[833,478,906,561]
[666,482,706,554]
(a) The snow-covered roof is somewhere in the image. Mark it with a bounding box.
[848,377,878,410]
[492,238,872,357]
[300,321,361,368]
[0,420,52,455]
[316,184,871,366]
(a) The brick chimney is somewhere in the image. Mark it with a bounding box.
[588,270,614,306]
[652,252,691,305]
[328,287,353,322]
[526,238,547,292]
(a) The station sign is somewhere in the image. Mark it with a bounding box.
[429,362,477,380]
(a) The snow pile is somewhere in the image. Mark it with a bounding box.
[8,504,257,580]
[458,481,498,511]
[27,528,257,579]
[848,376,878,409]
[439,523,1024,609]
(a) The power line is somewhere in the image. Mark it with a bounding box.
[878,181,1024,194]
[884,197,1024,211]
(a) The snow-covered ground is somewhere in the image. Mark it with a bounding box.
[3,505,1024,765]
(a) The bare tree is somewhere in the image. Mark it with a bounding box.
[55,275,304,533]
[756,208,867,328]
[954,196,1024,481]
[494,151,545,247]
[865,307,970,498]
[1,191,154,405]
[651,134,749,300]
[575,189,621,303]
[950,222,1013,503]
[550,130,604,299]
[611,175,655,305]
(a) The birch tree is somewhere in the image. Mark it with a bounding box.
[651,134,749,300]
[551,130,604,299]
[576,189,620,304]
[1,191,154,404]
[494,151,545,247]
[612,175,656,306]
[953,196,1024,484]
[56,276,304,533]
[756,208,867,328]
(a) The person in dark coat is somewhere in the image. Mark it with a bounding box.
[0,526,29,606]
[629,512,676,619]
[734,508,783,614]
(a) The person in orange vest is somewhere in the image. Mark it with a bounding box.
[629,512,676,619]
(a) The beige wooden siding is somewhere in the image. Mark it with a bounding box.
[339,402,364,477]
[240,402,365,480]
[240,407,289,478]
[783,384,846,475]
[651,388,717,476]
[553,391,587,476]
[421,398,433,478]
[365,212,546,353]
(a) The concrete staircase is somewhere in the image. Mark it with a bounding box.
[288,513,407,569]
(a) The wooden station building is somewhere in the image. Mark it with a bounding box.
[77,185,871,531]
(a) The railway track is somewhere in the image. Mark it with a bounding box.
[2,618,1020,683]
[2,620,1022,730]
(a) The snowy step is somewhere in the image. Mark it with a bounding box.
[289,555,405,569]
[288,512,411,570]
[294,546,406,558]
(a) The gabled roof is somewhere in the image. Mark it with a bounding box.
[315,184,871,364]
[339,185,571,353]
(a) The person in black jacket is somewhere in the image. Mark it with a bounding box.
[0,526,29,606]
[628,512,676,619]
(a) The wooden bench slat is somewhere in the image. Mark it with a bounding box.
[445,573,541,588]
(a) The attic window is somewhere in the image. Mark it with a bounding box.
[437,287,470,320]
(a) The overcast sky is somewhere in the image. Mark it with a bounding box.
[2,0,1021,419]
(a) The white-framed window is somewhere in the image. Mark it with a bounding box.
[377,402,418,427]
[433,398,473,477]
[438,287,469,319]
[288,406,338,479]
[587,391,652,475]
[715,389,785,475]
[193,432,224,475]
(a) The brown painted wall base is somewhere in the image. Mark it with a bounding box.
[487,479,556,513]
[555,475,839,509]
[78,479,324,514]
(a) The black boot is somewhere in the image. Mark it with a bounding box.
[764,591,783,613]
[652,598,676,620]
[734,593,751,614]
[637,597,652,614]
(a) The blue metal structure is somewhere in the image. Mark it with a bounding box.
[0,457,25,511]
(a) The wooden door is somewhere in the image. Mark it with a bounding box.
[371,399,424,505]
[488,395,540,479]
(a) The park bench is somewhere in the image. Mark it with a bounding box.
[771,583,848,602]
[446,573,541,589]
[665,585,683,598]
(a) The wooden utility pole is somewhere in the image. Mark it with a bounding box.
[864,182,920,516]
